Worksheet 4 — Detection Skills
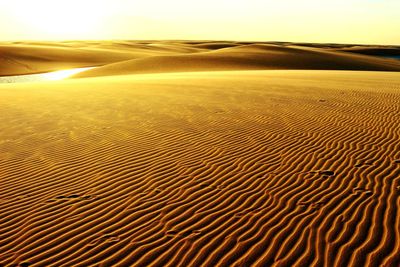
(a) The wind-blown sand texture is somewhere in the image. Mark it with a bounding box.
[1,41,400,267]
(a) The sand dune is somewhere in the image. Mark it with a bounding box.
[0,41,190,76]
[333,46,400,59]
[0,44,129,76]
[0,70,399,266]
[74,44,400,78]
[191,42,241,50]
[2,41,400,78]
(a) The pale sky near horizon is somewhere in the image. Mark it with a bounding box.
[0,0,399,45]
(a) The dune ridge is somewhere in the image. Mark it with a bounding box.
[73,44,400,78]
[0,70,399,266]
[1,41,400,78]
[0,41,206,76]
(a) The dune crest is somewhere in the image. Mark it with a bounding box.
[1,41,400,78]
[73,43,400,78]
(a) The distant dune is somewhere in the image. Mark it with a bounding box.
[1,41,400,267]
[74,44,400,78]
[0,43,128,76]
[333,46,400,58]
[0,41,201,76]
[1,41,400,77]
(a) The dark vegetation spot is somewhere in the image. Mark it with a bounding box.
[355,163,370,167]
[353,188,373,196]
[319,99,327,102]
[320,170,335,176]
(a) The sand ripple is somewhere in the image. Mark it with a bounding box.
[0,70,399,266]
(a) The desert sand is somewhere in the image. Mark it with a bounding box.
[1,41,400,267]
[2,41,400,77]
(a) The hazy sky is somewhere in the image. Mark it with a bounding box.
[1,0,399,44]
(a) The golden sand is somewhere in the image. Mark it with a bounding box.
[0,41,400,266]
[1,41,400,77]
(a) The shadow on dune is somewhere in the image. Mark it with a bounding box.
[73,44,400,78]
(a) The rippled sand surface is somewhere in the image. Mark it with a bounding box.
[1,69,399,266]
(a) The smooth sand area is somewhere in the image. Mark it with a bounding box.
[73,44,400,78]
[1,70,400,266]
[1,41,400,77]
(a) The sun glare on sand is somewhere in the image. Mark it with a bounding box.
[6,0,109,39]
[43,67,95,80]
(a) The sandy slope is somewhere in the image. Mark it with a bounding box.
[0,70,399,266]
[2,41,400,77]
[0,43,129,76]
[333,46,400,57]
[0,41,204,76]
[74,44,400,78]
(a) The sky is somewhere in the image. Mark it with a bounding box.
[0,0,399,45]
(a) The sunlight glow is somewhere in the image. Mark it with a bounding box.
[0,68,94,84]
[3,0,110,39]
[0,0,399,44]
[43,68,94,80]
